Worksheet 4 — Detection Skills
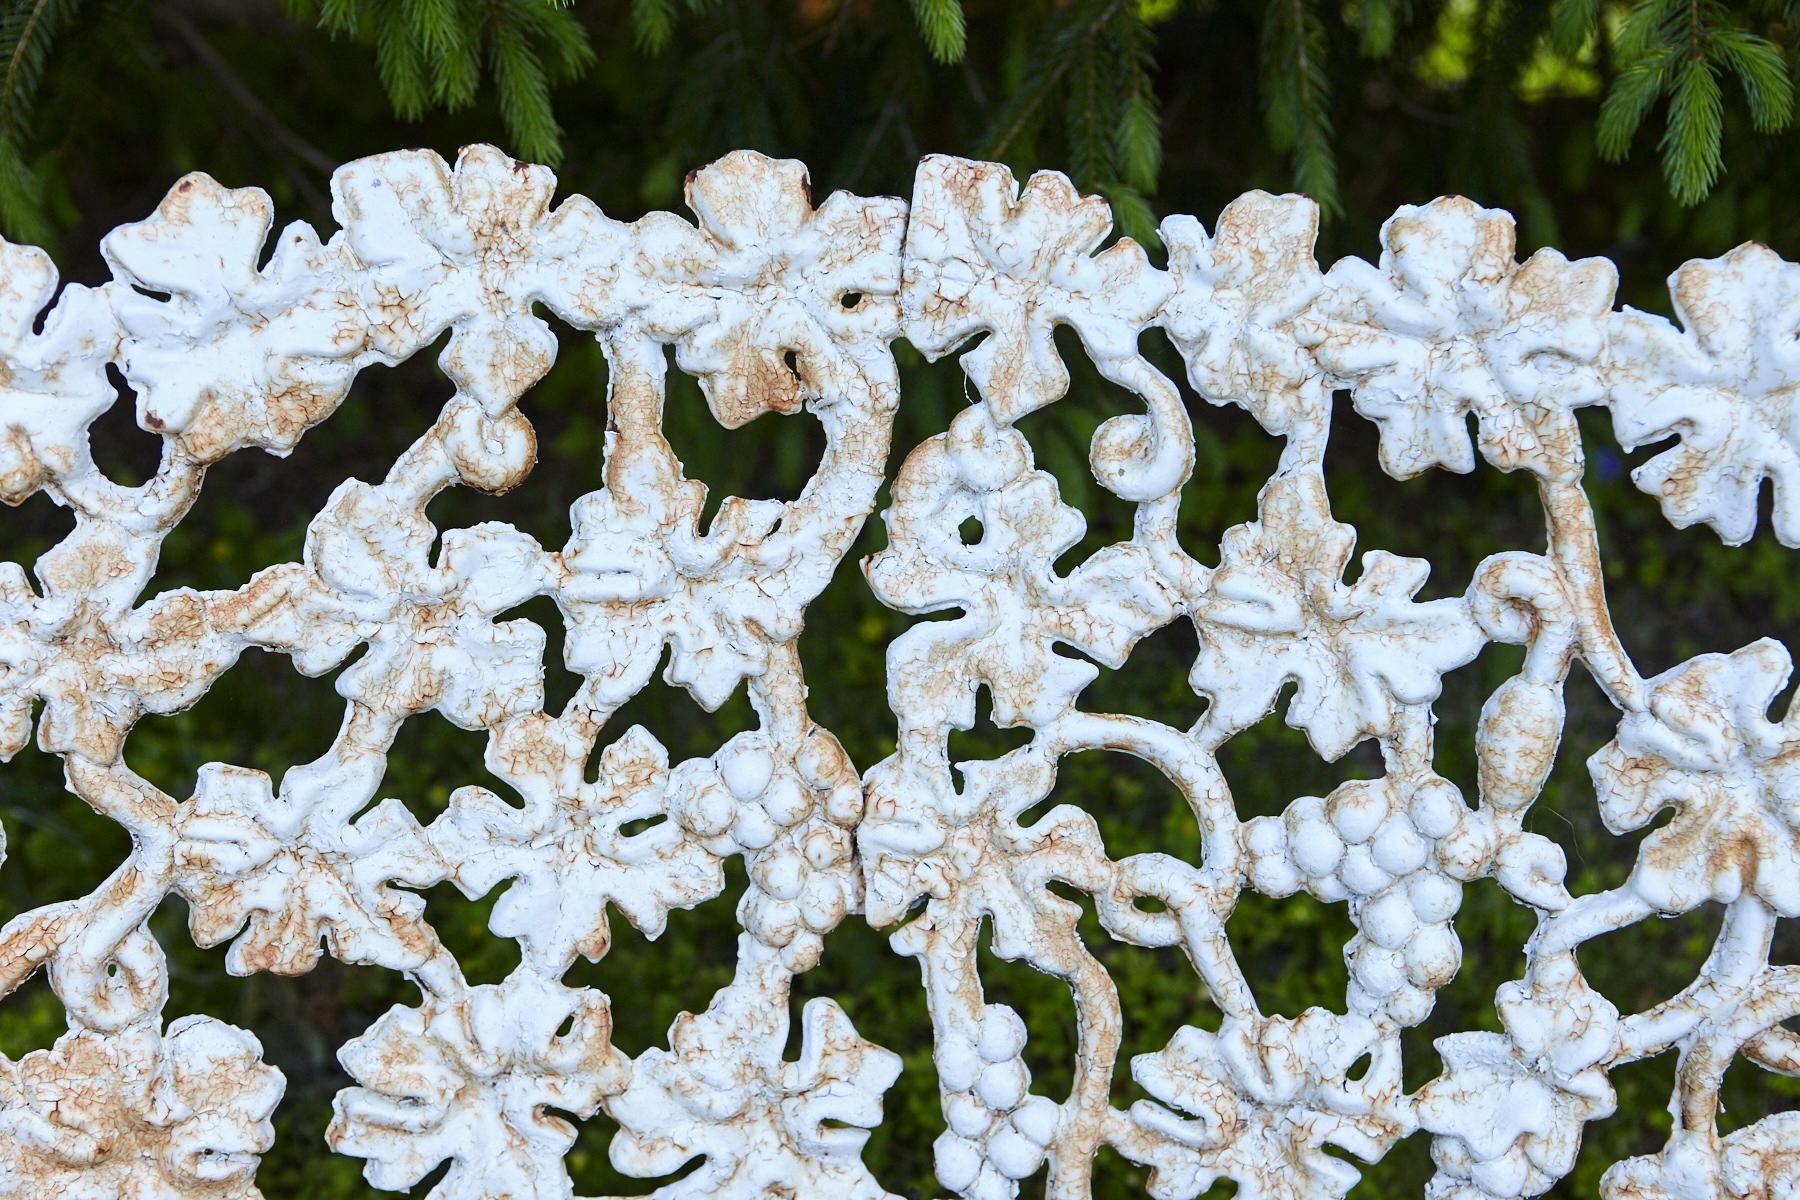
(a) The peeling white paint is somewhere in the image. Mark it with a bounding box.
[0,145,1796,1199]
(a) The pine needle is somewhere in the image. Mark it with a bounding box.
[0,0,83,241]
[1550,0,1599,56]
[488,5,560,164]
[1661,54,1725,203]
[1598,46,1677,159]
[631,0,675,53]
[910,0,967,64]
[1708,26,1794,131]
[1261,0,1339,214]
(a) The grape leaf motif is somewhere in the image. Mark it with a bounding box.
[902,155,1171,421]
[1606,244,1800,546]
[1416,961,1619,1199]
[610,985,901,1198]
[0,1018,284,1200]
[330,976,627,1200]
[1158,191,1327,437]
[1309,197,1615,481]
[1127,1009,1402,1200]
[1190,468,1482,759]
[1589,639,1800,916]
[173,761,443,976]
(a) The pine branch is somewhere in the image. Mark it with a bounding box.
[0,0,50,137]
[910,0,967,63]
[1661,54,1725,202]
[1596,0,1793,203]
[1113,2,1160,193]
[983,0,1125,162]
[0,0,80,141]
[1708,25,1794,129]
[1598,45,1678,157]
[1261,0,1339,214]
[1615,0,1683,63]
[631,0,675,53]
[408,0,479,108]
[371,2,430,120]
[1067,23,1110,186]
[0,130,45,244]
[1550,0,1600,55]
[487,1,560,164]
[0,0,84,242]
[504,0,592,81]
[1,0,1793,238]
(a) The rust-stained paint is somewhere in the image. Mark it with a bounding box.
[0,146,1796,1199]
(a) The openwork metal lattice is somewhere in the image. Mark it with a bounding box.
[0,145,1796,1199]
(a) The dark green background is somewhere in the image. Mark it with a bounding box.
[1,2,1798,1196]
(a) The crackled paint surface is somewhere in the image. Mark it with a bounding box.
[0,146,1796,1199]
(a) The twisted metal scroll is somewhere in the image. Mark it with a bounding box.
[0,145,1795,1199]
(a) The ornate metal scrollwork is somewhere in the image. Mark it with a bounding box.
[0,145,1795,1198]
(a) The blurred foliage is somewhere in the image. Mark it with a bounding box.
[5,0,1800,246]
[0,1,1798,1197]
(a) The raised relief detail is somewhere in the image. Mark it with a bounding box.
[0,146,1794,1198]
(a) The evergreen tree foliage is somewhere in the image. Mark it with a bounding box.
[1,0,1797,246]
[0,0,86,244]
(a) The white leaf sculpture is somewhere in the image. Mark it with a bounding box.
[0,146,1795,1199]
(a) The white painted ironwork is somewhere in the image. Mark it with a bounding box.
[0,145,1795,1199]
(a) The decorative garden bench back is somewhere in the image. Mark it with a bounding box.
[0,145,1795,1199]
